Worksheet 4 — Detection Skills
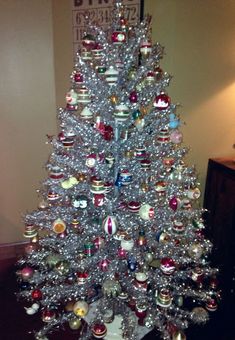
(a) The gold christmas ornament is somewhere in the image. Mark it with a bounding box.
[188,242,203,260]
[55,260,70,275]
[65,301,75,312]
[52,218,66,234]
[69,317,82,330]
[109,94,118,105]
[73,300,89,317]
[76,173,87,182]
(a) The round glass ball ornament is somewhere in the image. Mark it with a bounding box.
[82,34,96,50]
[98,259,110,272]
[160,257,176,275]
[31,289,43,301]
[170,129,183,144]
[102,215,118,235]
[21,266,34,281]
[139,204,154,220]
[153,92,171,110]
[55,260,70,275]
[69,317,82,330]
[188,242,203,260]
[73,300,89,317]
[52,218,66,234]
[42,309,56,323]
[104,66,119,86]
[140,40,152,57]
[65,89,78,110]
[112,31,126,44]
[113,103,130,122]
[129,90,138,103]
[92,43,103,60]
[91,322,107,339]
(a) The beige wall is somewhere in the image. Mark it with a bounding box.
[144,0,235,189]
[0,0,56,243]
[1,0,235,243]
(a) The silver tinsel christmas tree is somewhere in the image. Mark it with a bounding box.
[17,1,220,339]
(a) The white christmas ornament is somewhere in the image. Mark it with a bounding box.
[121,237,134,251]
[80,106,93,119]
[113,103,130,122]
[105,66,119,85]
[139,204,154,220]
[66,89,78,106]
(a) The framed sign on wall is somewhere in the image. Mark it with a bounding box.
[71,0,144,59]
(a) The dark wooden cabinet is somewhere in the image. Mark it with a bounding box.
[203,158,235,305]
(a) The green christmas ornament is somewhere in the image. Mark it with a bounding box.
[55,260,70,275]
[132,109,141,120]
[46,254,64,269]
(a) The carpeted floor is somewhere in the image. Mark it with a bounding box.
[0,261,234,340]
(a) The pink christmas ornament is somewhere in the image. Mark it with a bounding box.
[21,266,34,281]
[93,236,105,250]
[117,247,127,259]
[170,130,183,144]
[98,259,110,272]
[169,196,179,211]
[129,90,138,103]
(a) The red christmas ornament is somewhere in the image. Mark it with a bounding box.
[129,90,138,103]
[160,257,176,275]
[42,309,56,322]
[135,302,147,325]
[76,271,89,284]
[112,31,126,44]
[92,193,105,207]
[101,125,114,141]
[92,43,103,60]
[206,298,218,312]
[62,137,75,149]
[153,93,171,110]
[93,236,105,250]
[191,267,204,283]
[117,247,127,259]
[73,72,84,84]
[167,322,178,336]
[169,196,179,211]
[31,289,42,300]
[98,259,110,272]
[92,322,107,338]
[58,131,65,141]
[127,201,141,213]
[82,34,95,50]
